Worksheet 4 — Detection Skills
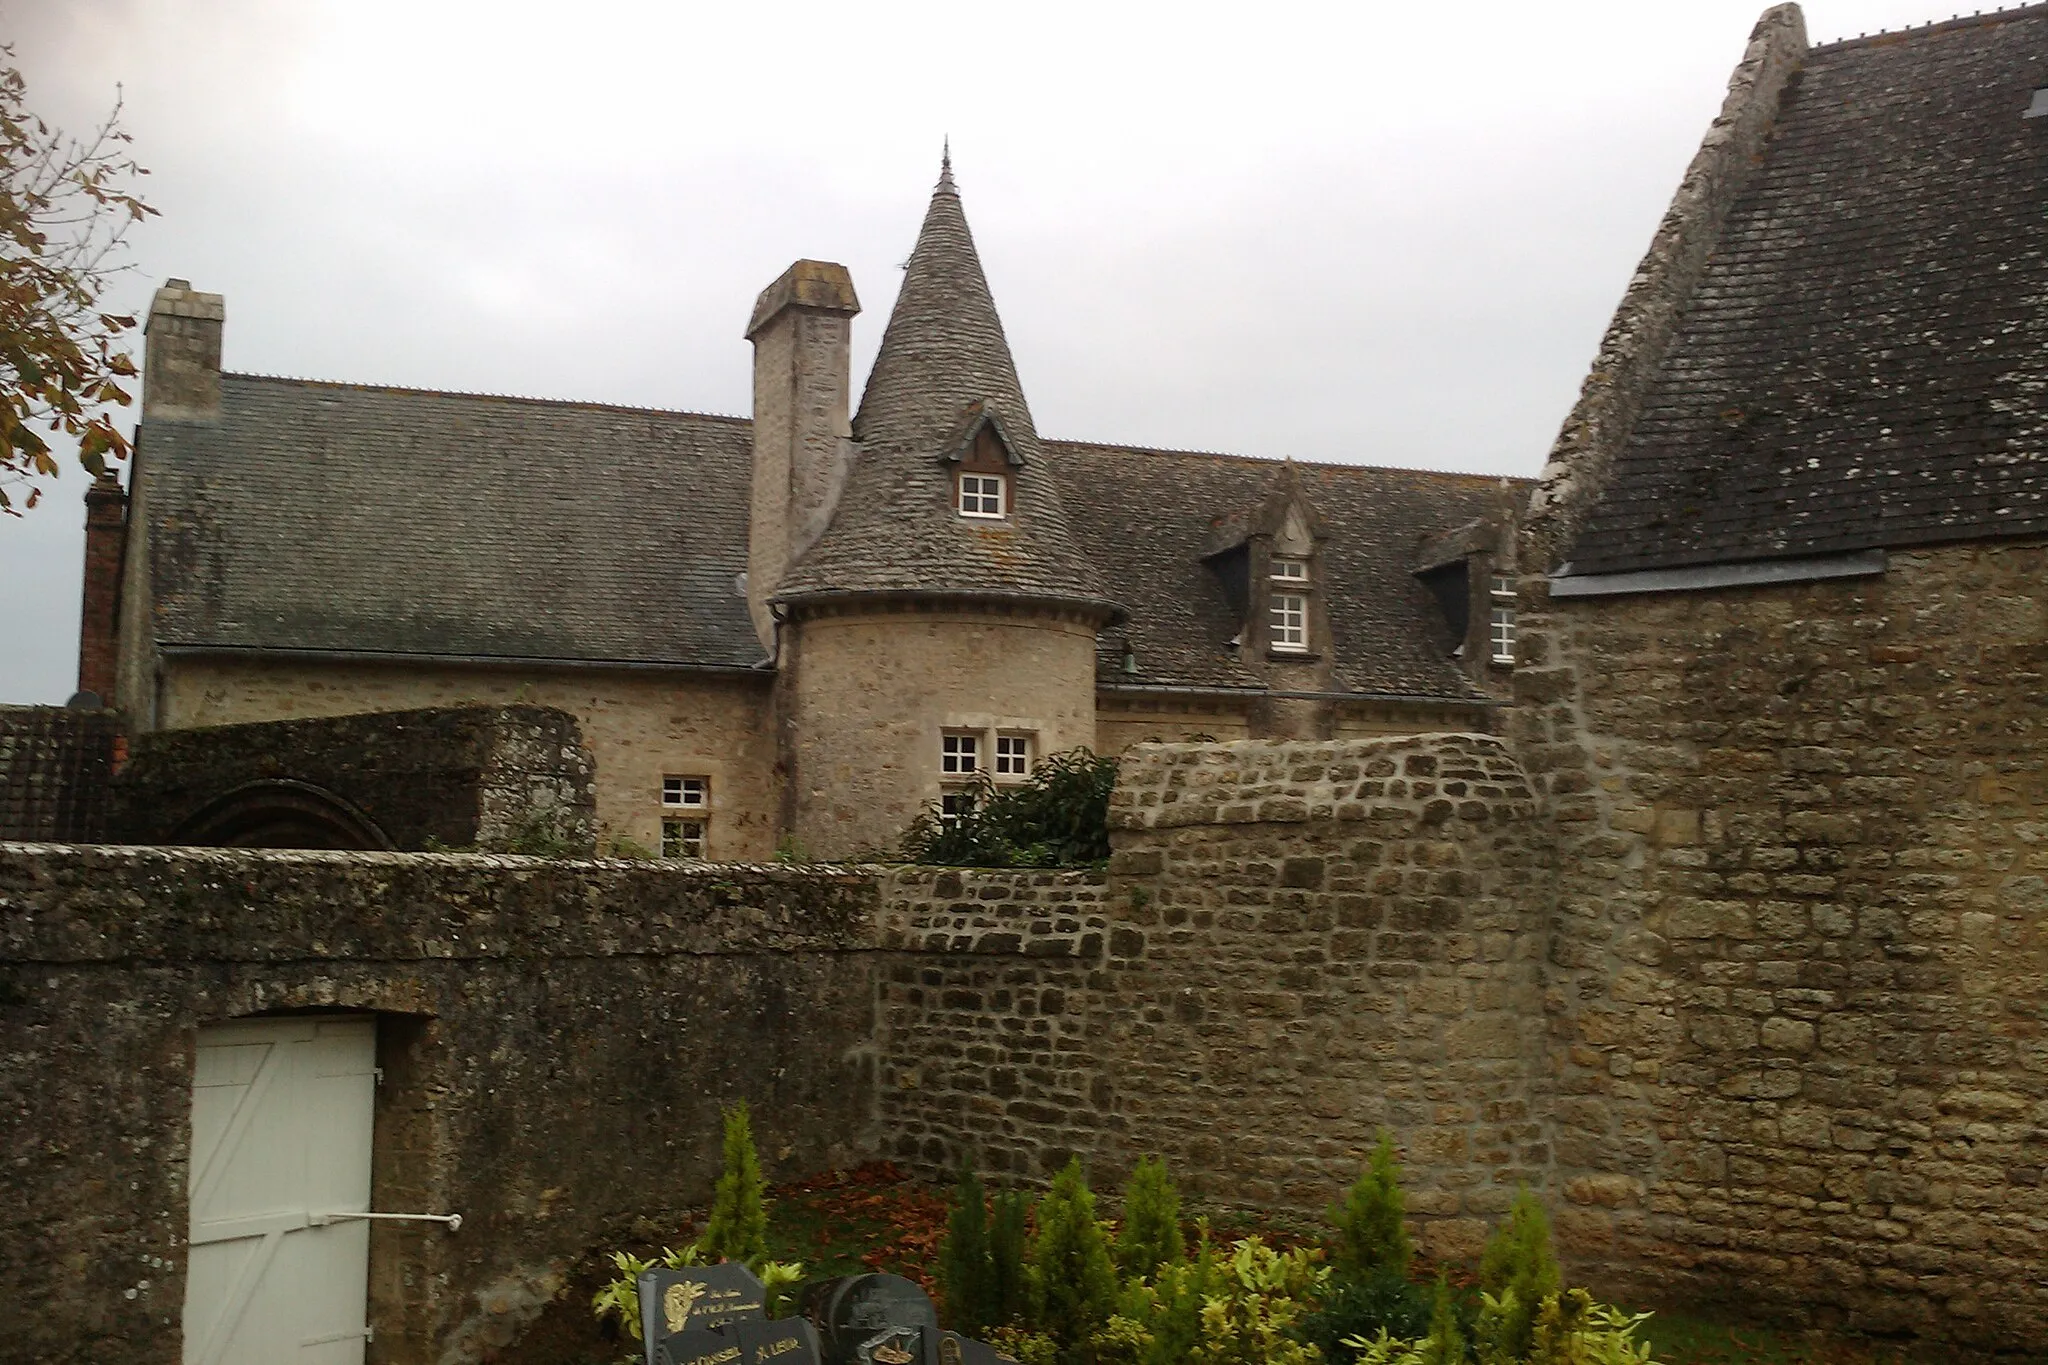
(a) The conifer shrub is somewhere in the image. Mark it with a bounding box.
[1026,1157,1120,1361]
[990,1186,1033,1328]
[1112,1155,1186,1282]
[1328,1130,1414,1279]
[941,1161,997,1336]
[1299,1269,1433,1363]
[1474,1188,1561,1363]
[698,1101,768,1265]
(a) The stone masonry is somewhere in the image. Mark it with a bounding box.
[876,734,1555,1262]
[1513,538,2048,1351]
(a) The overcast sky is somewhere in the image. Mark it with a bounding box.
[0,0,1964,702]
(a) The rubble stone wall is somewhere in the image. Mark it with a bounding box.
[1514,537,2048,1351]
[876,733,1556,1261]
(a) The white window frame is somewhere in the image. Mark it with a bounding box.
[941,732,980,776]
[1270,591,1309,653]
[661,775,709,808]
[958,473,1006,519]
[661,817,706,859]
[993,734,1032,780]
[1489,574,1516,664]
[1271,557,1309,583]
[939,790,973,828]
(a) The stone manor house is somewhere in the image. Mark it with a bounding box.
[83,157,1525,863]
[5,3,2048,1362]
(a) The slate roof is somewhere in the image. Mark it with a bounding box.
[775,163,1110,611]
[1567,7,2048,575]
[1055,441,1512,700]
[142,376,764,667]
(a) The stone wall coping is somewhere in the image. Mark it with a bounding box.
[1111,732,1536,830]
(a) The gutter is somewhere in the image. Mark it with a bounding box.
[157,644,772,677]
[1096,681,1496,708]
[1548,549,1886,599]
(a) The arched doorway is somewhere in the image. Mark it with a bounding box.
[170,780,393,850]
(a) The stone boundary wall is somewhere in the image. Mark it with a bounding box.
[0,845,884,1365]
[875,734,1556,1260]
[1513,538,2048,1354]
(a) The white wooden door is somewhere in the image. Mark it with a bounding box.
[182,1017,377,1365]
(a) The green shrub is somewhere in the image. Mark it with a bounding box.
[1027,1157,1120,1361]
[901,748,1118,867]
[1328,1131,1413,1280]
[991,1186,1033,1328]
[1299,1268,1432,1363]
[1475,1189,1561,1364]
[1188,1236,1327,1365]
[941,1162,997,1336]
[1419,1277,1467,1365]
[1140,1227,1218,1365]
[1526,1289,1656,1365]
[1113,1156,1185,1282]
[699,1102,768,1265]
[987,1326,1060,1365]
[591,1243,703,1344]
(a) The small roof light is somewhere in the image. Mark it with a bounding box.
[2028,87,2048,119]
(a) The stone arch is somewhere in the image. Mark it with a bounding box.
[171,779,393,851]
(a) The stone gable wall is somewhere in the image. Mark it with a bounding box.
[875,734,1556,1260]
[1512,538,2048,1351]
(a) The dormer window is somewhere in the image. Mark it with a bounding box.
[1271,557,1308,583]
[959,472,1006,518]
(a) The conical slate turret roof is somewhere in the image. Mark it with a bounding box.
[774,157,1116,616]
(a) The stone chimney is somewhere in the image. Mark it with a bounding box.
[75,471,126,705]
[142,279,225,421]
[745,260,860,652]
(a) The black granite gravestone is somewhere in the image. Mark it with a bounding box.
[936,1331,1015,1365]
[732,1316,824,1365]
[799,1274,940,1365]
[639,1263,769,1363]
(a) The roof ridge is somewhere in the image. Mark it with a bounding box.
[1810,1,2048,53]
[223,371,750,424]
[1047,437,1534,484]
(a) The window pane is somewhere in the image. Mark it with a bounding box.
[1271,557,1308,581]
[959,475,1005,517]
[995,735,1031,776]
[942,734,979,774]
[662,775,707,807]
[1491,606,1516,662]
[661,818,706,858]
[1270,592,1308,650]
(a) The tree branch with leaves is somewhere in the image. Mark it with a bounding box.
[0,46,157,515]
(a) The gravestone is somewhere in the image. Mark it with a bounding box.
[799,1274,940,1365]
[637,1262,824,1365]
[936,1332,1013,1365]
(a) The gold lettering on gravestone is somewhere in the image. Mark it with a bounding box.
[873,1345,914,1365]
[753,1334,805,1361]
[679,1347,742,1365]
[940,1339,963,1365]
[665,1282,708,1333]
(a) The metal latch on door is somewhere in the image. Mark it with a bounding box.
[311,1209,464,1232]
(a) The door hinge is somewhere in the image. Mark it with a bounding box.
[373,1066,385,1087]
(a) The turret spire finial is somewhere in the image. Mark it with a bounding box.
[937,137,956,195]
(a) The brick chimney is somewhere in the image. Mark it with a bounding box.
[744,260,860,653]
[142,278,224,421]
[76,471,126,705]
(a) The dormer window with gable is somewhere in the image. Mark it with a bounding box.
[1490,574,1517,664]
[1269,556,1311,653]
[946,404,1022,522]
